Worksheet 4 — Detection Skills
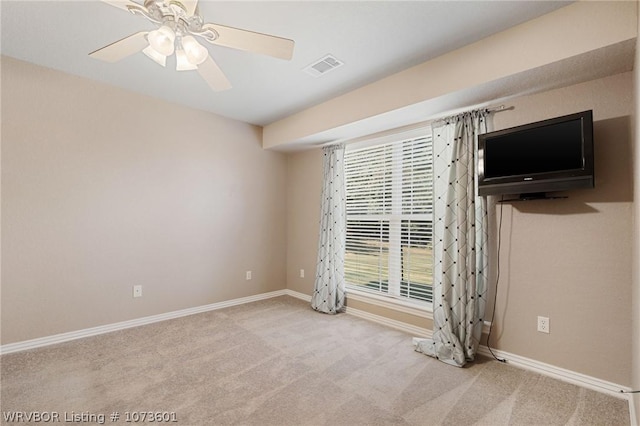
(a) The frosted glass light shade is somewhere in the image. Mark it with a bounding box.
[182,36,208,65]
[176,49,197,71]
[148,25,175,57]
[143,45,166,67]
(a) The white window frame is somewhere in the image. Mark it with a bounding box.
[344,125,433,311]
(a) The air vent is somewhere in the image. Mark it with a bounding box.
[303,54,344,77]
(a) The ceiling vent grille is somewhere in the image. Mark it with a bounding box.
[304,54,344,77]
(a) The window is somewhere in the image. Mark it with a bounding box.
[344,133,433,304]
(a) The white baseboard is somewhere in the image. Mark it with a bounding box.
[0,290,288,355]
[285,289,633,421]
[475,346,632,400]
[2,287,634,424]
[284,289,312,302]
[285,289,431,336]
[345,306,431,337]
[476,346,635,425]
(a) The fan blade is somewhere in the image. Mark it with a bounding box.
[179,0,199,16]
[197,55,232,91]
[100,0,139,12]
[202,23,294,60]
[89,32,149,63]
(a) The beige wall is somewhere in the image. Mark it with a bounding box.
[488,72,633,386]
[285,149,321,296]
[1,57,287,344]
[285,72,634,386]
[632,1,640,420]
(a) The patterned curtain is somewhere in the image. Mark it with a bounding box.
[415,111,489,367]
[311,144,346,314]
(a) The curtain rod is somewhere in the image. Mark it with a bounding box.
[433,104,513,124]
[318,104,512,148]
[487,105,510,113]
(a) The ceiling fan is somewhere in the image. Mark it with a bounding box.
[89,0,295,91]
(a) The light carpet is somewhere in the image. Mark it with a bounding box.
[0,296,630,425]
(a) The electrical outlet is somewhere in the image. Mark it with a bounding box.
[300,269,305,278]
[537,316,550,334]
[133,285,142,298]
[246,271,252,280]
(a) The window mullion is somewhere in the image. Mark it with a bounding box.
[388,142,402,297]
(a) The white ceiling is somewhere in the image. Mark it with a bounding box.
[1,0,574,126]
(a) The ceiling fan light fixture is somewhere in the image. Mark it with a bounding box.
[91,0,296,93]
[182,35,208,65]
[143,45,167,67]
[148,25,175,56]
[176,49,197,71]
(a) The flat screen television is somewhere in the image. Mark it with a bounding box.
[477,110,594,198]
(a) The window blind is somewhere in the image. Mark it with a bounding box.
[344,135,433,303]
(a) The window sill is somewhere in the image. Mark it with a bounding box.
[345,287,433,319]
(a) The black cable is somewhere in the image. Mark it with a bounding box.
[486,196,506,363]
[620,390,640,394]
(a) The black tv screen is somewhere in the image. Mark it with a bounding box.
[478,110,594,197]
